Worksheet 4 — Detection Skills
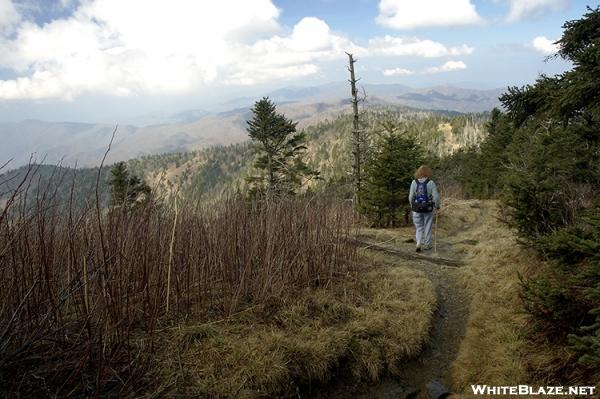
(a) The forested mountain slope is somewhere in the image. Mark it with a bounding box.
[0,107,488,206]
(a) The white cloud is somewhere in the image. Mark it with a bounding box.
[0,0,20,34]
[368,36,474,58]
[382,67,414,76]
[229,17,360,85]
[425,60,467,73]
[0,0,286,99]
[532,36,559,55]
[60,0,75,8]
[0,0,476,99]
[500,0,569,22]
[376,0,483,29]
[227,64,319,86]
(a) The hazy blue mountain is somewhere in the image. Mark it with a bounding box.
[222,82,500,113]
[394,86,504,113]
[1,83,501,169]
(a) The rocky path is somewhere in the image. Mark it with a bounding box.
[312,224,473,399]
[360,231,470,398]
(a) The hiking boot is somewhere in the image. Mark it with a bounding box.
[422,243,433,251]
[416,243,422,253]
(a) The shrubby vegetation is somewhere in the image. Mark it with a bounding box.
[436,7,600,380]
[0,168,358,396]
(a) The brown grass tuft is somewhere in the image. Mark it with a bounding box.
[154,266,436,398]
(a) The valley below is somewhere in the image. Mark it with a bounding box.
[0,83,500,169]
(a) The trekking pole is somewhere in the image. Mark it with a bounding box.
[434,210,438,253]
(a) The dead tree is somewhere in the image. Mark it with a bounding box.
[346,52,364,205]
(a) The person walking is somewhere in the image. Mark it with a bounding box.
[408,165,441,252]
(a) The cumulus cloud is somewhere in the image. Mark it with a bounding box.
[425,60,467,74]
[0,0,20,34]
[376,0,483,29]
[0,0,476,99]
[0,0,285,99]
[532,36,559,55]
[382,67,414,76]
[228,17,359,85]
[368,36,473,58]
[499,0,569,22]
[384,61,468,76]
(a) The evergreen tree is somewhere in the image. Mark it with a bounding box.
[433,8,600,375]
[109,162,151,206]
[109,162,129,204]
[476,108,514,198]
[499,7,600,238]
[361,130,424,227]
[246,97,318,196]
[494,7,600,374]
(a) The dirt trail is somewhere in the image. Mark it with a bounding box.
[361,231,470,398]
[311,211,480,398]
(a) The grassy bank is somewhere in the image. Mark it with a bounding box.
[153,263,436,398]
[446,199,600,394]
[441,199,547,393]
[0,190,358,396]
[0,165,437,397]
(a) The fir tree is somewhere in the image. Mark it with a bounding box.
[494,6,600,373]
[109,162,151,206]
[246,97,318,196]
[361,130,424,227]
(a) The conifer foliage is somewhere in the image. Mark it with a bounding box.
[109,161,151,206]
[439,7,600,376]
[246,97,318,196]
[361,128,424,227]
[507,7,600,375]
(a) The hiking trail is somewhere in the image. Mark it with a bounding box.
[311,203,487,398]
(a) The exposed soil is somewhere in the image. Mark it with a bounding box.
[308,224,471,399]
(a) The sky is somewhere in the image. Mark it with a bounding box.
[0,0,592,123]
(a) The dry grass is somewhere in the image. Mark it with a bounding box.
[0,162,438,397]
[153,263,436,398]
[0,163,360,397]
[442,199,535,392]
[360,199,593,396]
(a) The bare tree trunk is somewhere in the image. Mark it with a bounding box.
[346,52,362,206]
[166,198,178,313]
[268,154,274,189]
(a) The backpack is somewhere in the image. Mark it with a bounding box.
[412,179,434,213]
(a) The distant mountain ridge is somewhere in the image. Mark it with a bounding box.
[1,108,489,208]
[0,83,502,169]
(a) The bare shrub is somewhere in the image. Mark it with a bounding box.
[0,165,357,397]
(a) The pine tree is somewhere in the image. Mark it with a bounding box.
[109,162,129,204]
[495,6,600,373]
[246,97,318,196]
[109,162,151,206]
[361,131,424,227]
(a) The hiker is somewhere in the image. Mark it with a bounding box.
[408,165,440,252]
